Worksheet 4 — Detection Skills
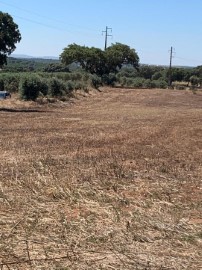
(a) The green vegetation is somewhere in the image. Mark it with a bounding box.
[1,59,202,101]
[60,42,139,75]
[0,30,202,100]
[2,53,202,100]
[116,65,202,89]
[0,12,21,67]
[4,57,60,72]
[19,75,43,101]
[48,78,67,97]
[0,71,102,100]
[0,10,202,101]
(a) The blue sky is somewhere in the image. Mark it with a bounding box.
[1,0,202,66]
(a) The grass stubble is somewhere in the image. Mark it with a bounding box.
[0,88,202,269]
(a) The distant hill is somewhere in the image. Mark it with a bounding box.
[11,54,59,60]
[3,56,60,72]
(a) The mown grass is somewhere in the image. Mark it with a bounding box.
[0,88,202,269]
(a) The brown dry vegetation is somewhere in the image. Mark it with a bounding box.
[0,88,202,270]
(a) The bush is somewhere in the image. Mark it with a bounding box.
[19,75,43,100]
[120,76,127,86]
[143,79,156,88]
[118,77,145,88]
[132,78,144,88]
[190,75,200,86]
[70,71,83,81]
[0,78,4,91]
[155,79,168,89]
[0,73,21,93]
[82,73,90,82]
[117,67,138,79]
[48,78,66,97]
[38,79,49,96]
[66,80,75,92]
[126,78,134,87]
[102,73,117,86]
[90,74,102,89]
[151,71,164,80]
[74,81,85,90]
[52,72,72,82]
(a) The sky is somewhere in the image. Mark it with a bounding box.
[1,0,202,66]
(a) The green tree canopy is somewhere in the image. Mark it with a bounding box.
[60,42,139,75]
[105,43,139,72]
[139,65,163,79]
[60,44,106,75]
[0,12,21,67]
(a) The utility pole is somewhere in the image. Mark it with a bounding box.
[168,46,174,87]
[102,26,112,50]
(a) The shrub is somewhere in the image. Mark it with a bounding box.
[0,78,4,91]
[48,78,66,97]
[70,71,83,81]
[152,71,164,80]
[66,80,75,92]
[126,78,134,87]
[52,72,70,82]
[143,79,156,88]
[74,81,85,90]
[82,73,90,82]
[0,73,21,93]
[90,74,102,89]
[117,66,138,79]
[190,75,200,86]
[19,75,42,100]
[155,79,168,89]
[149,79,168,89]
[132,78,144,88]
[118,77,145,88]
[62,73,71,81]
[102,73,117,86]
[120,76,127,86]
[38,79,49,96]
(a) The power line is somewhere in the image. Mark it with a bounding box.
[0,0,98,32]
[102,26,112,50]
[11,13,101,40]
[12,14,74,33]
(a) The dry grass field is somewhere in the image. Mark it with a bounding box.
[0,87,202,270]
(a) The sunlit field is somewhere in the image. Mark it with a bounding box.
[0,87,202,269]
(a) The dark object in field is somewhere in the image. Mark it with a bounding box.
[0,91,11,99]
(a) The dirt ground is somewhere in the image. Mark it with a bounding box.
[0,88,202,269]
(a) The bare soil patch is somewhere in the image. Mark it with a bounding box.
[0,88,202,269]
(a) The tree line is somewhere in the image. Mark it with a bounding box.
[1,11,202,101]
